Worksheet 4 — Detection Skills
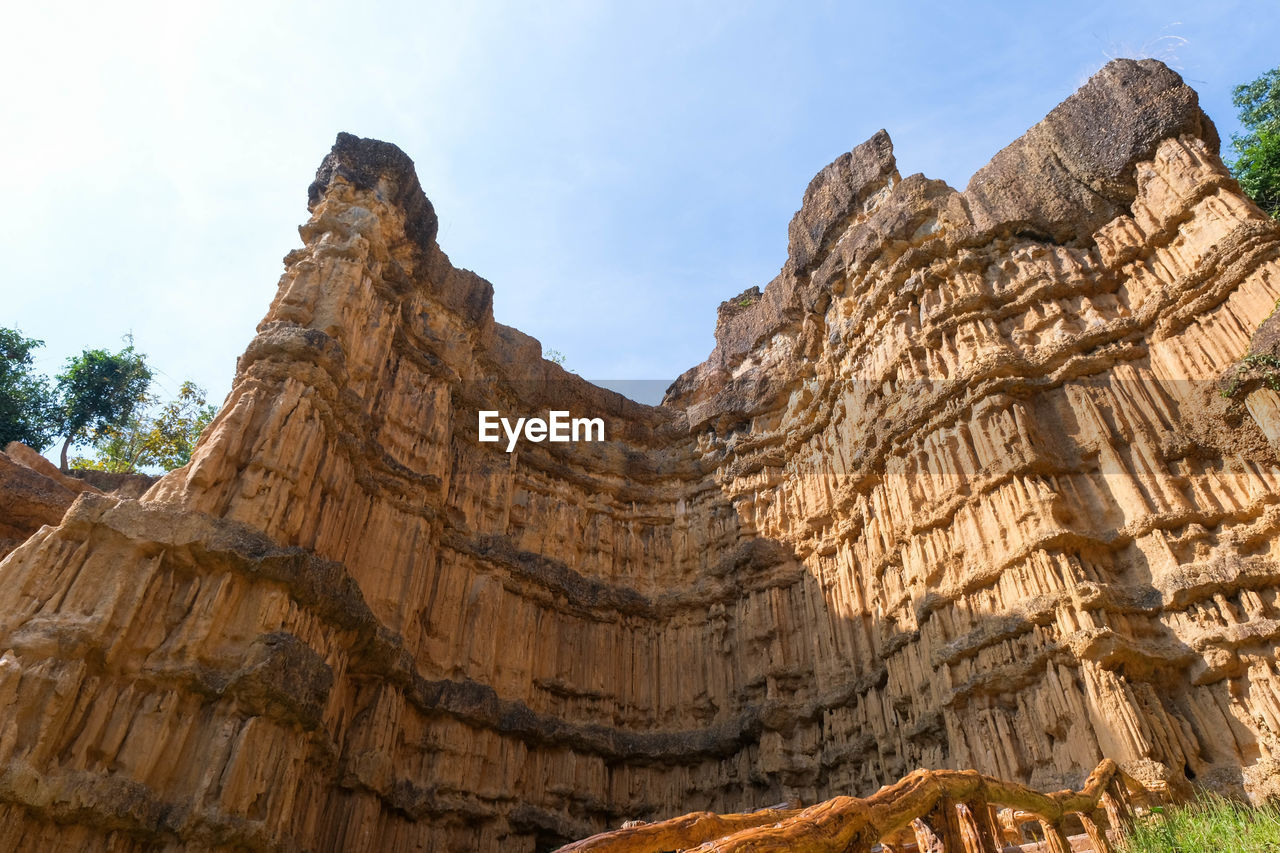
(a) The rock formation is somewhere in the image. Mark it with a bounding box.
[1,58,1280,852]
[0,441,151,560]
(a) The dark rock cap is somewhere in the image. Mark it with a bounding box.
[308,132,439,250]
[964,58,1220,244]
[787,128,898,275]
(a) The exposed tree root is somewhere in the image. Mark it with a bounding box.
[557,759,1140,852]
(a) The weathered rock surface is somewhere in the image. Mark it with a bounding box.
[0,442,100,559]
[0,452,75,558]
[0,443,160,559]
[1,58,1280,852]
[68,469,159,499]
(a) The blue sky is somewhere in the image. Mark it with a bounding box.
[2,1,1276,415]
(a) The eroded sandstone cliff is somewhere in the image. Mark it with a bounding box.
[1,58,1279,852]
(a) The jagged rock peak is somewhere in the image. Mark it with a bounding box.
[965,57,1219,244]
[666,58,1223,410]
[780,59,1217,281]
[307,131,439,249]
[787,128,898,276]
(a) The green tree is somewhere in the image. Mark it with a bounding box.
[0,327,56,450]
[71,410,153,474]
[1229,67,1280,219]
[54,340,153,472]
[75,381,217,473]
[145,381,218,470]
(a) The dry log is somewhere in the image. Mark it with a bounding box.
[557,760,1136,852]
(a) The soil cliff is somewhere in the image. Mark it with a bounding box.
[2,59,1280,852]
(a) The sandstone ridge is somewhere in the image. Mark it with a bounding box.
[2,58,1280,852]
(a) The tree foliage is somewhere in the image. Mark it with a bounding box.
[54,341,154,471]
[146,381,218,470]
[1234,68,1280,131]
[73,381,217,473]
[0,328,56,450]
[1229,67,1280,219]
[0,327,216,474]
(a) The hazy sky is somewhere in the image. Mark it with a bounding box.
[2,1,1276,414]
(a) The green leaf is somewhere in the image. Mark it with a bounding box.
[0,327,57,450]
[1229,67,1280,220]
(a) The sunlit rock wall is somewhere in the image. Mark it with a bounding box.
[1,58,1279,852]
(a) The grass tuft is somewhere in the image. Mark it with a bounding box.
[1120,794,1280,852]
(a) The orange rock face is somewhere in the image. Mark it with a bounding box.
[2,58,1280,851]
[0,441,108,559]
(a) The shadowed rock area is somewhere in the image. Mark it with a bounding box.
[0,441,156,559]
[2,59,1280,852]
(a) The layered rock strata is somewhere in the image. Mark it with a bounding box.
[1,58,1280,852]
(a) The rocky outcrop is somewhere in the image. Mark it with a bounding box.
[0,441,100,559]
[67,469,158,499]
[0,443,161,559]
[0,453,75,559]
[1,58,1280,852]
